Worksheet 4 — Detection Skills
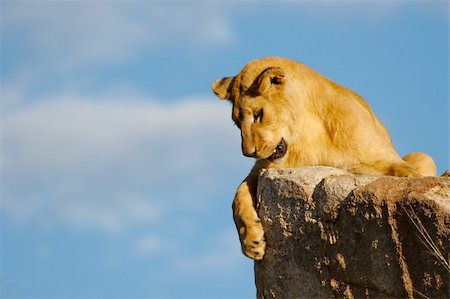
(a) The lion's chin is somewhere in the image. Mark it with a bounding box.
[267,138,287,161]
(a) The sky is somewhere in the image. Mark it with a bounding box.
[0,1,448,298]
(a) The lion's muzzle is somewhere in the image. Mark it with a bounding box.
[267,138,287,161]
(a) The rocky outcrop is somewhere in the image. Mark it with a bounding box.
[255,167,449,299]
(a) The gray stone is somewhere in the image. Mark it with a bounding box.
[255,167,450,299]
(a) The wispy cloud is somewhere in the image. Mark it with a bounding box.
[1,2,235,70]
[133,233,166,257]
[1,93,246,234]
[174,230,244,274]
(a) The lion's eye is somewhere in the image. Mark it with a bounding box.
[254,109,263,123]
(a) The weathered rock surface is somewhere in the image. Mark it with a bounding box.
[255,167,449,299]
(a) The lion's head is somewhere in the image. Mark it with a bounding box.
[212,57,318,162]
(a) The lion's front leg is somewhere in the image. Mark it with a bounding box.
[233,178,265,260]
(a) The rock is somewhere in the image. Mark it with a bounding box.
[254,167,450,299]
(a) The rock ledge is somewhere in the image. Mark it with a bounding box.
[255,167,449,299]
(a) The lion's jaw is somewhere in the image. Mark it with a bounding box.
[267,138,288,161]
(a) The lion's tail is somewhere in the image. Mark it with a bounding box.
[403,152,437,177]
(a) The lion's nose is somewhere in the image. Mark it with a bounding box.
[243,150,256,158]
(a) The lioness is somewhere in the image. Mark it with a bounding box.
[211,57,437,260]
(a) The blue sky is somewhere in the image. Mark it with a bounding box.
[0,1,448,298]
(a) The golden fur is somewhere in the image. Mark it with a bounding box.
[212,57,436,260]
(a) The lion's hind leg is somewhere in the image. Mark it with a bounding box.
[402,152,437,177]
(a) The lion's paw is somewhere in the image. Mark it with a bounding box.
[240,220,266,260]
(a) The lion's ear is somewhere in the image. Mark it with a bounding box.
[211,77,234,100]
[257,67,285,94]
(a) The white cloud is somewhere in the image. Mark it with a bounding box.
[0,71,34,117]
[1,2,235,69]
[3,2,141,69]
[59,194,164,235]
[2,95,232,173]
[133,234,162,256]
[1,93,248,234]
[174,230,244,274]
